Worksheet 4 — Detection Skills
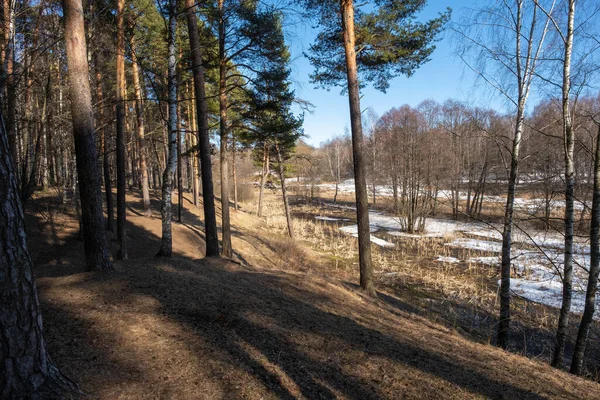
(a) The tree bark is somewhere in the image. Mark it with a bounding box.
[257,144,268,217]
[63,0,113,271]
[93,54,115,232]
[218,0,232,258]
[115,0,127,259]
[340,0,375,297]
[0,93,79,399]
[571,121,600,375]
[131,34,151,217]
[185,0,219,257]
[157,0,178,257]
[497,110,523,349]
[275,141,294,238]
[177,60,183,223]
[232,133,238,211]
[553,0,576,368]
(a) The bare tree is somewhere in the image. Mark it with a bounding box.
[456,0,555,348]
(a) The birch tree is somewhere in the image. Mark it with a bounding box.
[456,0,555,349]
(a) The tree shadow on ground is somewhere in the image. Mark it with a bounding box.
[39,248,584,399]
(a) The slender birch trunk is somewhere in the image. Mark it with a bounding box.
[553,0,576,368]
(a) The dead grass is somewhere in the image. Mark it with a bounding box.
[25,188,600,398]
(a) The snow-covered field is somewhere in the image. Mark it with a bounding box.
[317,201,596,315]
[314,179,589,212]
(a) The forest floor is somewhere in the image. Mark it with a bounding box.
[25,189,600,399]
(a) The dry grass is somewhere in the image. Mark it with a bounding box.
[24,187,600,398]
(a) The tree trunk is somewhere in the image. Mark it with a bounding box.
[257,144,268,217]
[177,62,183,223]
[157,0,178,257]
[497,109,524,349]
[115,0,127,259]
[232,133,238,211]
[553,0,576,368]
[185,0,219,257]
[188,82,199,208]
[94,56,114,232]
[218,0,232,258]
[571,121,600,375]
[340,0,375,297]
[63,0,113,271]
[131,34,151,217]
[275,141,294,238]
[0,95,79,399]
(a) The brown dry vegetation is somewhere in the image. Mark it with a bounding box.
[25,189,600,399]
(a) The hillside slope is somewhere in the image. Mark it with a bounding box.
[28,192,600,399]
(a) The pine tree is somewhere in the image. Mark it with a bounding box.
[302,0,449,296]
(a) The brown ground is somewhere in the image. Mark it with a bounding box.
[25,190,600,399]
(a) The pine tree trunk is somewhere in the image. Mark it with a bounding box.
[340,0,375,297]
[63,0,112,271]
[131,34,151,217]
[157,0,178,257]
[115,0,127,259]
[0,96,79,399]
[232,134,238,211]
[185,0,219,257]
[188,82,199,208]
[275,141,294,238]
[257,145,268,217]
[218,0,232,258]
[177,64,183,223]
[553,0,576,367]
[94,56,114,232]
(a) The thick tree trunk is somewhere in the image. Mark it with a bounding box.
[185,0,219,257]
[218,0,232,258]
[131,34,151,217]
[340,0,375,297]
[157,0,178,257]
[115,0,127,259]
[275,142,294,238]
[63,0,112,271]
[0,97,79,399]
[553,0,576,368]
[571,122,600,375]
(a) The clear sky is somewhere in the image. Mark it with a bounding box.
[285,0,503,147]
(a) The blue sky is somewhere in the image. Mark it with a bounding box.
[285,0,505,146]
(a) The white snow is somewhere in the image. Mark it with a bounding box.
[467,256,500,266]
[436,256,461,263]
[321,187,595,314]
[315,216,344,222]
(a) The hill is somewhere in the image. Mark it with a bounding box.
[27,191,600,399]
